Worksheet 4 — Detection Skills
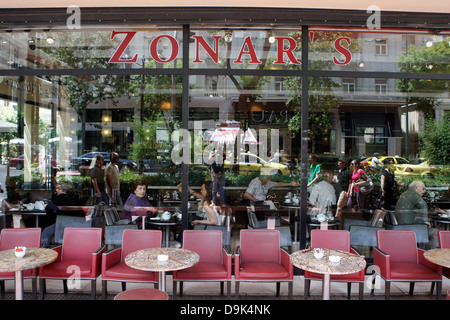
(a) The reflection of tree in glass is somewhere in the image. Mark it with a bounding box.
[40,31,129,154]
[283,31,360,153]
[397,40,450,117]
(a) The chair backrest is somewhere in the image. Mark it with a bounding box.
[349,225,384,247]
[193,225,231,246]
[104,208,117,226]
[183,230,223,264]
[54,215,93,244]
[311,230,350,252]
[438,231,450,248]
[62,227,103,261]
[342,219,370,231]
[384,210,398,225]
[388,224,429,244]
[0,228,41,250]
[121,229,162,261]
[105,224,138,246]
[369,209,386,227]
[376,230,417,263]
[247,210,259,228]
[240,229,280,264]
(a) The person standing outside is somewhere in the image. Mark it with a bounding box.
[106,151,123,206]
[90,154,108,204]
[307,154,321,189]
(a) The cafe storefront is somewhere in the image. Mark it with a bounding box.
[0,3,449,249]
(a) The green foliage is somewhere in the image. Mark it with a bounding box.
[397,41,450,115]
[419,113,450,165]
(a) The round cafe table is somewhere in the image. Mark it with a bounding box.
[0,247,58,300]
[125,247,199,293]
[148,218,181,247]
[290,248,366,300]
[424,248,450,268]
[280,203,301,243]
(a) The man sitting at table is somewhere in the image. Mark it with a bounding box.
[308,172,337,211]
[244,170,300,202]
[394,180,439,249]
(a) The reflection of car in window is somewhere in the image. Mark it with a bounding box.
[9,154,24,170]
[395,161,438,178]
[224,152,291,175]
[362,156,409,167]
[70,152,137,171]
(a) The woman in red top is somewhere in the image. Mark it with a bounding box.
[347,159,369,210]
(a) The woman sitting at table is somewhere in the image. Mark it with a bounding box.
[123,181,157,227]
[189,181,221,226]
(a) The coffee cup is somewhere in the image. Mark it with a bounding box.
[15,246,26,258]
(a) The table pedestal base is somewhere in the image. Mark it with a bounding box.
[322,273,330,300]
[15,270,23,300]
[159,271,166,292]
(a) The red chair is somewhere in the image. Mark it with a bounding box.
[101,229,162,299]
[438,230,450,280]
[234,229,293,299]
[39,227,104,300]
[374,230,442,300]
[305,230,366,299]
[0,228,41,299]
[172,230,232,298]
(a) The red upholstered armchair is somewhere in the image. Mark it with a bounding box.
[305,230,366,300]
[374,230,442,300]
[39,227,104,300]
[234,229,293,299]
[438,230,450,279]
[172,230,232,298]
[101,229,162,299]
[0,228,41,299]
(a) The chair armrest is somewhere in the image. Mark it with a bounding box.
[280,248,294,277]
[39,246,62,272]
[418,248,442,274]
[222,248,233,278]
[373,247,390,277]
[101,247,122,273]
[234,246,241,279]
[350,246,363,257]
[92,245,106,276]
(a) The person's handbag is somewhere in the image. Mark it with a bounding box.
[337,191,349,210]
[359,177,374,194]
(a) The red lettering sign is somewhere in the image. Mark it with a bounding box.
[192,35,221,63]
[108,31,353,66]
[150,35,179,63]
[234,36,262,64]
[109,31,138,63]
[273,37,300,65]
[333,37,352,65]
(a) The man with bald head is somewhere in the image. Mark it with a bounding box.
[394,180,438,248]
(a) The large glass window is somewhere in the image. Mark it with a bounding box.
[0,25,448,244]
[0,29,184,70]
